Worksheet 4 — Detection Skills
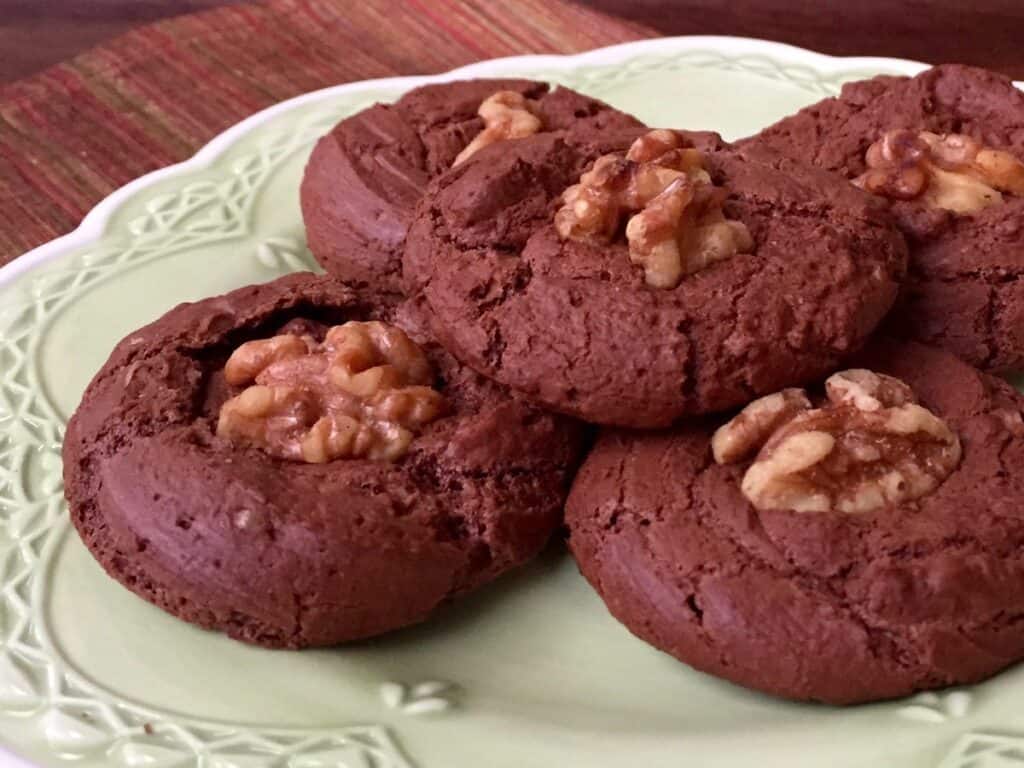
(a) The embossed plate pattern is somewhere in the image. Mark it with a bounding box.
[1,36,1022,768]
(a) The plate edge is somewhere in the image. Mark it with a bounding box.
[0,33,983,768]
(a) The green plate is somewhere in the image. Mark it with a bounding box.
[1,36,1022,768]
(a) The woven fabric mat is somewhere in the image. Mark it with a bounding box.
[0,0,651,266]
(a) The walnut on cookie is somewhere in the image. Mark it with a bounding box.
[713,369,962,513]
[854,129,1024,214]
[554,130,753,288]
[453,91,543,166]
[218,322,446,463]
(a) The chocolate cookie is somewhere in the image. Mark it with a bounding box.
[566,338,1024,704]
[744,64,1024,371]
[404,128,907,427]
[300,79,643,299]
[63,273,582,648]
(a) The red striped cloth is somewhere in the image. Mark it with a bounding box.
[0,0,652,266]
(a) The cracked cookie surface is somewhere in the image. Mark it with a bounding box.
[566,338,1024,704]
[300,78,643,301]
[404,130,907,427]
[743,64,1024,372]
[63,273,583,648]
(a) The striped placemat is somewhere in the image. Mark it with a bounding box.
[0,0,651,266]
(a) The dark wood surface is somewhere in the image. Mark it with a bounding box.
[0,0,241,83]
[1,0,1023,84]
[585,0,1024,78]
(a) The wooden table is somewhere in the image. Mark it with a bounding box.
[588,0,1024,78]
[0,0,240,82]
[3,0,1023,84]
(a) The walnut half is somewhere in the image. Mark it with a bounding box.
[217,321,446,463]
[714,370,961,513]
[625,180,754,288]
[453,91,543,166]
[854,129,1024,214]
[554,130,753,288]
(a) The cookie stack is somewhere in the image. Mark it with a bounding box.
[63,67,1024,705]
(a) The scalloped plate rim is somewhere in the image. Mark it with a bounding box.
[0,34,1001,768]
